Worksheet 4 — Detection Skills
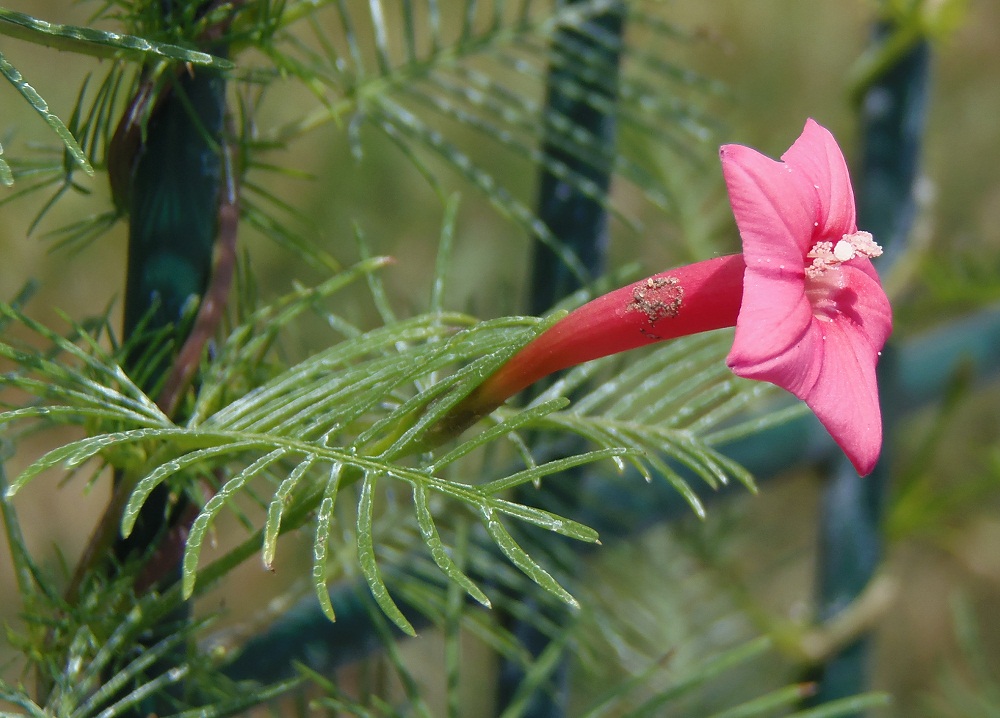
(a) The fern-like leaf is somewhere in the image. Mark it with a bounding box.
[2,255,771,634]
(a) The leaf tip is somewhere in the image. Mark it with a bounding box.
[181,571,196,599]
[399,622,418,638]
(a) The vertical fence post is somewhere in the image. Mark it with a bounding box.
[101,5,235,712]
[114,65,228,566]
[808,21,930,708]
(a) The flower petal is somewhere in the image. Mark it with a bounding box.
[721,136,822,392]
[720,141,817,266]
[781,118,857,239]
[832,262,894,353]
[726,278,821,398]
[800,317,883,476]
[729,262,891,476]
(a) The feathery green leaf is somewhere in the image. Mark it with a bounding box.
[0,8,232,69]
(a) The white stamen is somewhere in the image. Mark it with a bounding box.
[805,230,882,278]
[845,230,882,259]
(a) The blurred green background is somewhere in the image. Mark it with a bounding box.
[2,0,999,714]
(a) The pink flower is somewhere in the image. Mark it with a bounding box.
[428,120,891,476]
[721,119,891,475]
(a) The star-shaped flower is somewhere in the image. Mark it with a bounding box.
[427,120,892,476]
[722,119,892,475]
